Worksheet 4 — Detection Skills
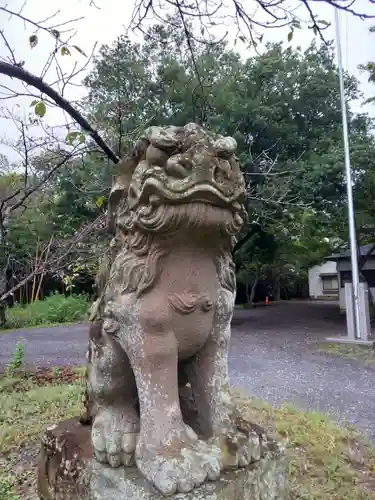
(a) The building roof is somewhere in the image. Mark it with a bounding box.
[326,243,375,261]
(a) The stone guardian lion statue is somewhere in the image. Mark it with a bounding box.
[81,123,257,496]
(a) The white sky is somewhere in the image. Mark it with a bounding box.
[0,0,374,162]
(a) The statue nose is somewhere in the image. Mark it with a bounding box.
[165,155,190,179]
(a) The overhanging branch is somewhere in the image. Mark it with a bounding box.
[0,61,119,164]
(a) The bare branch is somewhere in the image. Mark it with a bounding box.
[0,214,106,303]
[0,30,17,65]
[131,0,375,48]
[10,151,77,212]
[0,6,83,38]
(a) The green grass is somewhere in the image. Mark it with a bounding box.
[319,343,375,366]
[0,371,374,499]
[0,475,19,500]
[0,369,85,453]
[0,384,83,452]
[234,392,375,499]
[2,293,90,331]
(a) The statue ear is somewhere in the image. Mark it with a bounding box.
[107,138,149,234]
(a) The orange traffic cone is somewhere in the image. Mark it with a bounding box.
[265,295,269,305]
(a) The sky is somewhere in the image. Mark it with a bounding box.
[0,0,374,163]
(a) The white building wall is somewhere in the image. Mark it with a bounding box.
[308,260,337,299]
[337,259,375,311]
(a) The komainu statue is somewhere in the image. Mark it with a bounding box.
[82,123,252,496]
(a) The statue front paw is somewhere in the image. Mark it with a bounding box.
[136,438,222,495]
[92,406,140,467]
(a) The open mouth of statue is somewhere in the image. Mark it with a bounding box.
[128,178,245,211]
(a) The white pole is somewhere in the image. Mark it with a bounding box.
[334,7,361,339]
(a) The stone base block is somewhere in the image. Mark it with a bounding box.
[37,418,287,500]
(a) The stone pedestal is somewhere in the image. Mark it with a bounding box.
[37,418,287,500]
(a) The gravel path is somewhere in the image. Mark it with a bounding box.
[0,323,88,369]
[230,302,375,441]
[1,301,375,440]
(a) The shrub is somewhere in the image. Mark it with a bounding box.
[4,293,90,330]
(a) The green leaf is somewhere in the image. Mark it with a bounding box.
[96,196,105,208]
[287,31,293,42]
[313,26,318,36]
[29,35,38,48]
[65,131,86,146]
[239,35,246,43]
[50,29,60,39]
[34,101,46,118]
[61,46,71,56]
[30,100,39,107]
[65,131,80,145]
[317,20,330,27]
[73,45,87,57]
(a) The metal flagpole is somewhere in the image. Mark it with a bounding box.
[334,7,362,339]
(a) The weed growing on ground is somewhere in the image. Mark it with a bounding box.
[5,339,25,375]
[0,475,19,500]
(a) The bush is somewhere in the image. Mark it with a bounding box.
[4,293,90,330]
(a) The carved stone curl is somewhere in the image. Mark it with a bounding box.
[81,123,254,496]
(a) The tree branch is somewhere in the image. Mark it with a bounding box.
[232,222,261,256]
[131,0,375,48]
[0,214,106,303]
[9,153,75,213]
[0,61,119,164]
[0,7,83,37]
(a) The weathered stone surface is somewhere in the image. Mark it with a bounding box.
[38,122,288,498]
[38,417,287,500]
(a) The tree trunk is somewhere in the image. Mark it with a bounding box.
[0,302,6,328]
[273,276,281,301]
[0,207,10,328]
[249,265,261,307]
[245,283,251,304]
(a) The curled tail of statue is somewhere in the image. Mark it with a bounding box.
[79,371,92,425]
[78,318,96,426]
[79,320,102,426]
[79,212,126,426]
[79,247,114,426]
